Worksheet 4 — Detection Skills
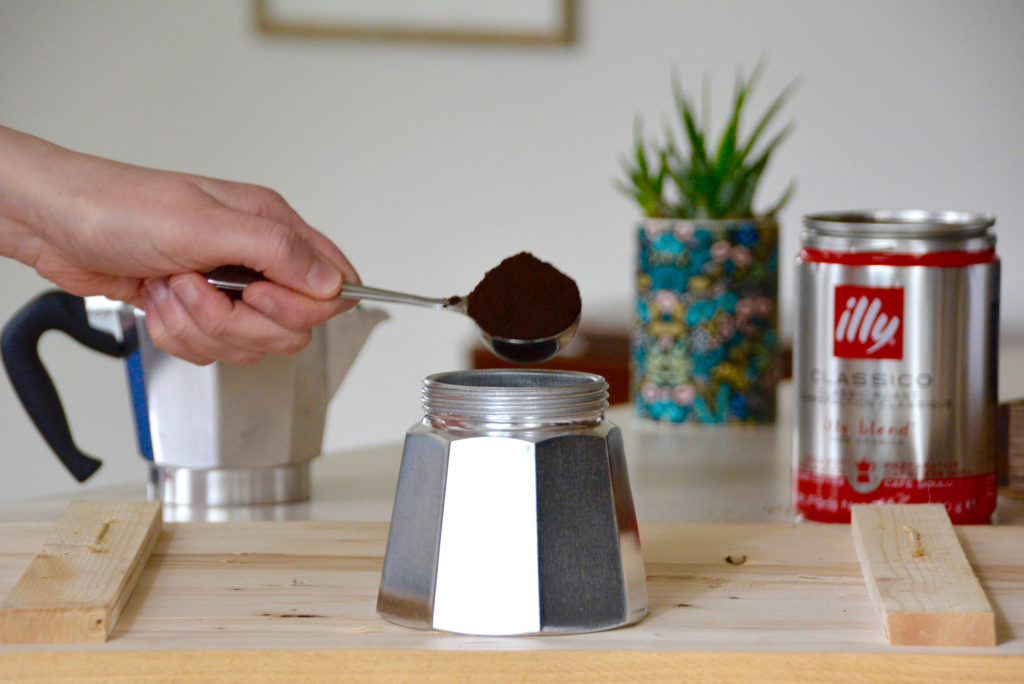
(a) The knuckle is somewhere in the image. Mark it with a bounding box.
[147,328,174,357]
[162,312,192,341]
[198,309,233,339]
[231,350,266,366]
[266,224,301,264]
[144,309,217,366]
[285,307,322,332]
[243,188,279,218]
[256,185,286,207]
[294,299,343,330]
[145,314,174,349]
[150,331,211,366]
[273,330,312,356]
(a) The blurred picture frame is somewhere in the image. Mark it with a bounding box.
[253,0,577,47]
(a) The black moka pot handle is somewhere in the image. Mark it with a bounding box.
[1,291,124,482]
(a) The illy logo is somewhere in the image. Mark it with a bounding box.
[833,285,903,359]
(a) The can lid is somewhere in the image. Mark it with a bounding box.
[803,210,995,238]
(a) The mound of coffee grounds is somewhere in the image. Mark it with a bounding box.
[467,252,581,340]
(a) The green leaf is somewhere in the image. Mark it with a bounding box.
[618,62,798,219]
[714,61,761,172]
[673,74,707,169]
[739,78,799,164]
[733,122,793,216]
[763,180,797,216]
[746,122,794,175]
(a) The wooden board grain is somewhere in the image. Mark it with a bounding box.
[0,519,1022,680]
[0,500,161,643]
[2,650,1024,684]
[851,504,995,646]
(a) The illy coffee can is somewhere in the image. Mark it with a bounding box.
[794,210,999,523]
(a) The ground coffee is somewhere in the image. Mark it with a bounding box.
[466,252,581,341]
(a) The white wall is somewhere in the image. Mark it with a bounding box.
[2,0,1022,501]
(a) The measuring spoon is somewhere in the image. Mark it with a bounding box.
[204,266,579,364]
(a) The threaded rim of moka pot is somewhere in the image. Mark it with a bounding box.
[421,369,609,430]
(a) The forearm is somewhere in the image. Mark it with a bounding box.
[0,125,78,266]
[0,124,355,364]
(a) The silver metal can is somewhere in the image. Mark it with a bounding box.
[794,210,999,523]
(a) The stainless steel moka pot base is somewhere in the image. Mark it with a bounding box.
[377,370,648,636]
[85,297,387,510]
[150,462,311,507]
[1,290,385,519]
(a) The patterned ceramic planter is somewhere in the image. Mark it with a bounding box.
[632,217,779,424]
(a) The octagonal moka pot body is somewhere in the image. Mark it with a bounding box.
[377,369,648,636]
[1,291,386,510]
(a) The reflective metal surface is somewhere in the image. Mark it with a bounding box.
[794,210,999,523]
[478,314,581,364]
[206,266,578,364]
[377,370,648,636]
[796,263,998,475]
[802,209,995,250]
[149,462,311,507]
[86,298,386,508]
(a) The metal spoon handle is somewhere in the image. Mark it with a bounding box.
[204,266,465,312]
[204,264,574,363]
[339,283,463,312]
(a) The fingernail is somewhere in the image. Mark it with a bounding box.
[146,278,169,303]
[306,258,342,295]
[248,294,276,316]
[171,279,198,306]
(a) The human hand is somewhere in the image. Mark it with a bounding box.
[0,126,359,365]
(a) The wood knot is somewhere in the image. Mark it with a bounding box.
[86,518,118,553]
[902,524,926,557]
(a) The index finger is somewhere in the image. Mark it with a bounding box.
[188,177,360,287]
[193,208,347,300]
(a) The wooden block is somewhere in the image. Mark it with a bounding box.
[1000,399,1024,494]
[0,500,161,643]
[850,504,996,646]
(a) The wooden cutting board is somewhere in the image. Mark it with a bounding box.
[1,519,1023,682]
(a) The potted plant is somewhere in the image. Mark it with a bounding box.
[618,62,797,424]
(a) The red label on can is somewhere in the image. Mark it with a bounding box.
[833,285,903,360]
[795,469,997,524]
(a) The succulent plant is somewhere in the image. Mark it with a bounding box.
[617,62,798,219]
